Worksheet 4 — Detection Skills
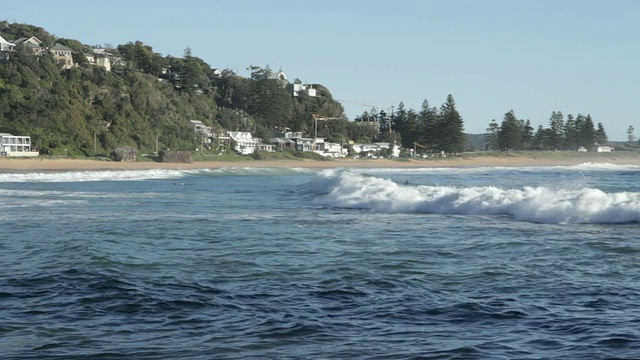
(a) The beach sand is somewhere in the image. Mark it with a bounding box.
[1,153,639,171]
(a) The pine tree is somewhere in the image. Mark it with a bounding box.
[485,119,500,150]
[563,114,578,150]
[521,119,534,149]
[416,99,438,150]
[548,111,564,150]
[579,115,596,149]
[627,125,636,144]
[437,94,465,154]
[497,110,521,150]
[534,125,548,150]
[595,122,608,145]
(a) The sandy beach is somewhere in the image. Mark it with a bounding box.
[1,153,639,171]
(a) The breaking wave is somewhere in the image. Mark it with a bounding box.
[0,167,315,183]
[310,170,640,224]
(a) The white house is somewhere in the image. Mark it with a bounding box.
[323,142,346,157]
[228,131,257,155]
[596,146,615,153]
[85,48,114,71]
[0,35,15,52]
[352,142,400,157]
[291,83,317,97]
[0,133,39,157]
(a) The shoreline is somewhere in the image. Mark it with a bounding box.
[1,154,640,171]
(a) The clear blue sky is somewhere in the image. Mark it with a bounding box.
[5,0,640,140]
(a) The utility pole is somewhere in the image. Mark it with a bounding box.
[155,132,159,155]
[312,114,341,151]
[94,132,97,154]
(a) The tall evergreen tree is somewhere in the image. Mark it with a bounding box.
[595,122,608,145]
[520,119,534,149]
[485,119,500,150]
[247,77,292,130]
[416,99,438,150]
[437,94,465,153]
[391,102,416,149]
[533,125,548,150]
[579,114,596,149]
[497,110,521,150]
[548,111,565,150]
[627,125,636,144]
[563,114,578,150]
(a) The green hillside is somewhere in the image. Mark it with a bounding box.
[0,22,348,156]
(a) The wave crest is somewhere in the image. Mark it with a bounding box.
[311,170,640,224]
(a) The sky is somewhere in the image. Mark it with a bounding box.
[4,0,640,140]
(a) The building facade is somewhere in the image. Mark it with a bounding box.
[0,133,39,157]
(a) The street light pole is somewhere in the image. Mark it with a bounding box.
[94,132,97,154]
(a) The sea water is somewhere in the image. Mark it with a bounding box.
[1,164,639,359]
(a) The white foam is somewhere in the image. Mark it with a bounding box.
[348,162,640,175]
[0,169,191,183]
[311,170,640,224]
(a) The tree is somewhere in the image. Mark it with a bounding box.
[627,125,636,144]
[497,110,521,150]
[548,111,564,150]
[485,119,500,150]
[563,114,578,150]
[416,99,439,150]
[595,122,608,145]
[533,125,548,150]
[579,114,596,149]
[520,119,534,149]
[247,76,292,129]
[436,94,465,153]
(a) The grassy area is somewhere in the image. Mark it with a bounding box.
[461,150,640,160]
[191,153,254,162]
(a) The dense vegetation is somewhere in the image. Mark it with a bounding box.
[0,22,473,157]
[485,110,609,151]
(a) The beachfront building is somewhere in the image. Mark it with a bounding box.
[596,146,615,153]
[228,131,257,155]
[351,142,401,158]
[0,133,40,157]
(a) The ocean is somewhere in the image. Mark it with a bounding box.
[1,163,639,359]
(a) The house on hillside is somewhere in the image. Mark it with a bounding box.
[49,43,74,69]
[289,82,317,97]
[12,36,44,55]
[0,35,15,52]
[190,120,213,138]
[0,35,15,61]
[85,48,114,71]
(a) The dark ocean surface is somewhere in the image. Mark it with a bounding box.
[1,164,640,359]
